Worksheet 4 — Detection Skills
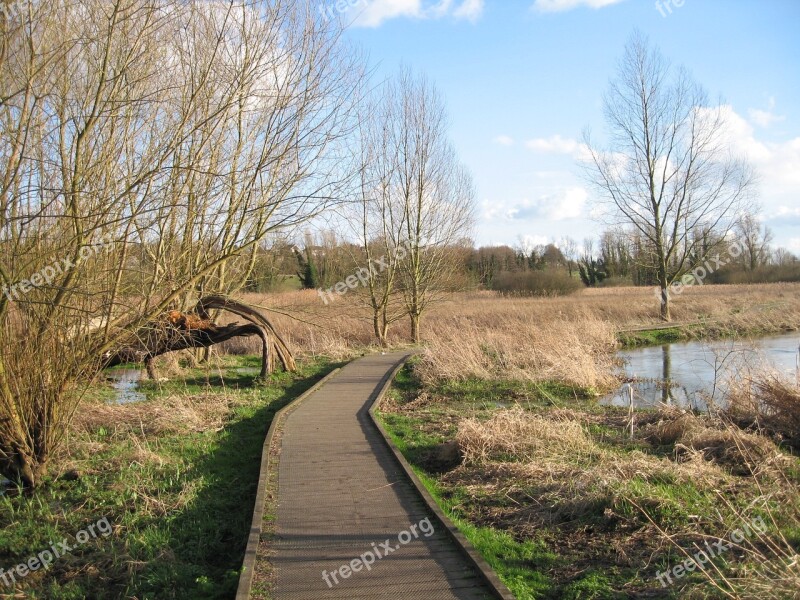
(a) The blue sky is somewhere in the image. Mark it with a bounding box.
[337,0,800,252]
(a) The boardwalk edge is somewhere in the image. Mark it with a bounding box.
[236,366,343,600]
[368,354,517,600]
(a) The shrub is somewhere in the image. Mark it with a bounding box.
[708,264,800,285]
[492,270,582,297]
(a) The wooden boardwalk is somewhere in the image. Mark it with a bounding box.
[270,352,500,599]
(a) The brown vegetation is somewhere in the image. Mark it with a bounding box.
[436,403,799,597]
[725,371,800,451]
[225,283,800,392]
[457,408,599,464]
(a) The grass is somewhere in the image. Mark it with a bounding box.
[229,283,800,390]
[0,354,339,599]
[378,412,559,600]
[377,361,800,599]
[4,283,799,597]
[618,326,686,348]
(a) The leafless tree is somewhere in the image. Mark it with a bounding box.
[772,247,797,267]
[349,84,409,346]
[735,212,773,271]
[0,0,362,487]
[391,70,476,342]
[584,33,755,320]
[346,70,474,344]
[559,236,579,277]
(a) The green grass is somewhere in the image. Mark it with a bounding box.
[376,362,800,599]
[617,327,686,348]
[390,360,602,410]
[378,414,556,598]
[0,356,339,599]
[616,319,789,349]
[380,408,636,599]
[376,402,689,598]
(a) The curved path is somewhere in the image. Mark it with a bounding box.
[270,352,501,599]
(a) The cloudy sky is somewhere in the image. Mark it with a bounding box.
[336,0,800,252]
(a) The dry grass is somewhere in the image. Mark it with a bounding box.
[725,371,800,451]
[451,408,732,534]
[222,283,800,390]
[449,405,799,598]
[415,300,618,389]
[573,282,800,331]
[73,390,237,438]
[457,407,599,464]
[642,406,781,475]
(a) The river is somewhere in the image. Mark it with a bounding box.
[602,332,800,411]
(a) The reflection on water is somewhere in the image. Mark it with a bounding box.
[602,333,799,410]
[107,369,146,404]
[234,367,262,376]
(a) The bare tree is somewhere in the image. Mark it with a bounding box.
[559,236,579,277]
[349,85,409,346]
[391,70,476,342]
[584,33,755,320]
[345,70,474,344]
[772,247,797,267]
[735,212,773,271]
[0,0,361,487]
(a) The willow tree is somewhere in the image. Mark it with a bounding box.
[0,0,361,488]
[584,33,754,321]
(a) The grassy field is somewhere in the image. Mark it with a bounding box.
[2,282,798,598]
[230,282,800,389]
[0,356,338,599]
[377,360,800,599]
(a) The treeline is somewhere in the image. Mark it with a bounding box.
[257,214,799,297]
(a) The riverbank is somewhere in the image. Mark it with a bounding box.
[377,360,800,599]
[0,356,337,599]
[618,320,799,349]
[3,283,798,598]
[227,283,800,393]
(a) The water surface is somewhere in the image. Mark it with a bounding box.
[602,332,799,410]
[107,368,146,404]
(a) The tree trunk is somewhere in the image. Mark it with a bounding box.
[659,285,671,322]
[410,314,420,343]
[373,311,385,347]
[1,443,43,489]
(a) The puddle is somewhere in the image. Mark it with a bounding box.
[233,367,262,376]
[106,369,146,404]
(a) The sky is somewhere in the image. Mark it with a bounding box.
[334,0,800,253]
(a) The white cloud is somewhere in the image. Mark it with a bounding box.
[353,0,420,27]
[453,0,484,21]
[532,0,625,13]
[773,206,800,218]
[502,186,589,222]
[493,134,514,146]
[353,0,483,27]
[480,198,504,220]
[748,96,785,128]
[518,235,550,252]
[789,238,800,252]
[525,134,592,161]
[712,106,800,192]
[749,109,785,128]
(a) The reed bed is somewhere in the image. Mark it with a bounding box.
[222,283,800,390]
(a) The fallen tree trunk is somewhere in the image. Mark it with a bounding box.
[103,296,295,379]
[195,295,296,372]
